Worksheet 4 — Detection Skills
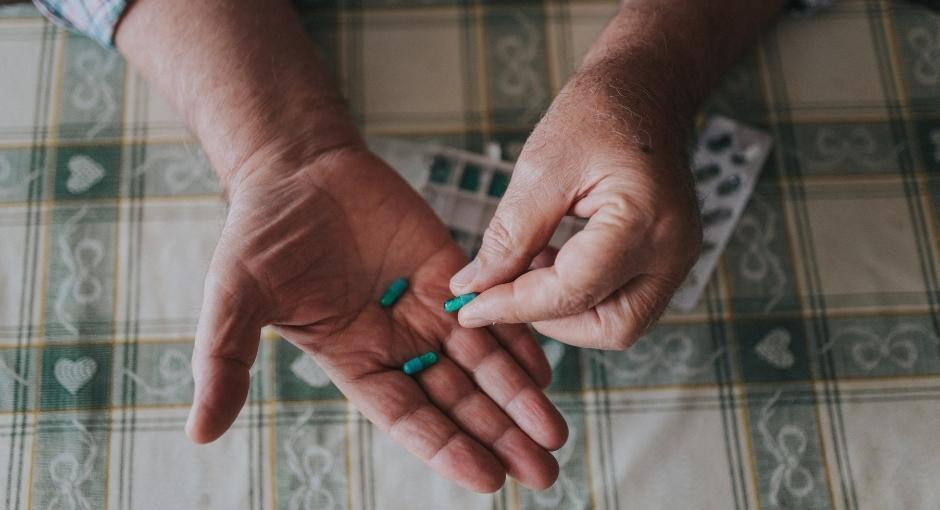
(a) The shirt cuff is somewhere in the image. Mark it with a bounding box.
[32,0,131,48]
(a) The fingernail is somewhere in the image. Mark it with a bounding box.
[450,259,480,290]
[460,316,489,328]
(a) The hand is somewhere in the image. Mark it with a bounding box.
[449,61,702,350]
[186,145,567,492]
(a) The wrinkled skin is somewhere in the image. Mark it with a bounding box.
[186,146,568,492]
[452,64,703,350]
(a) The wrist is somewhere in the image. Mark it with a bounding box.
[579,22,703,125]
[555,58,696,166]
[115,0,365,196]
[196,96,363,195]
[582,0,786,122]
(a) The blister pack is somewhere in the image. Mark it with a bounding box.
[669,116,774,311]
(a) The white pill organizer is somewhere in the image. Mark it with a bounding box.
[367,136,586,256]
[367,115,773,313]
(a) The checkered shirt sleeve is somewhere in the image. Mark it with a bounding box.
[31,0,130,47]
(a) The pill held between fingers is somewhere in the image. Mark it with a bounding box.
[402,351,439,375]
[379,277,409,308]
[443,292,478,313]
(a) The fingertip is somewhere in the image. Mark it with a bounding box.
[455,291,500,329]
[494,426,561,491]
[472,470,507,494]
[449,259,480,295]
[545,417,569,452]
[533,407,568,452]
[185,414,219,444]
[429,434,507,493]
[186,359,250,445]
[524,337,553,389]
[508,387,569,451]
[448,280,468,297]
[519,454,559,491]
[457,309,489,329]
[543,456,561,490]
[185,398,238,444]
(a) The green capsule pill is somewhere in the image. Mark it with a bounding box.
[379,277,409,308]
[444,292,478,313]
[402,351,438,375]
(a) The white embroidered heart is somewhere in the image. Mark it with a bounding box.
[755,328,795,369]
[54,356,97,395]
[290,355,330,387]
[66,155,105,194]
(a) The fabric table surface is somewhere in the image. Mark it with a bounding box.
[1,0,940,508]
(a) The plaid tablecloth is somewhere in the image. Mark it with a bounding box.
[1,0,940,508]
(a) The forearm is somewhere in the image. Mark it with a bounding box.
[570,0,787,150]
[115,0,360,192]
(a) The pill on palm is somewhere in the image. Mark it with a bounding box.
[444,292,478,312]
[402,351,438,375]
[379,277,408,308]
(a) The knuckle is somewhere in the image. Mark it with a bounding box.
[609,332,640,351]
[607,194,649,223]
[555,287,598,314]
[482,219,513,253]
[599,279,672,350]
[631,284,669,331]
[594,309,640,351]
[480,217,532,261]
[600,316,645,350]
[652,207,704,270]
[593,320,639,351]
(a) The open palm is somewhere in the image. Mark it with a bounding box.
[186,147,567,491]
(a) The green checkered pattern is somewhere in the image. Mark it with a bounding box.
[1,0,940,508]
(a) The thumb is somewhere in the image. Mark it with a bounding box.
[450,169,569,294]
[186,252,266,443]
